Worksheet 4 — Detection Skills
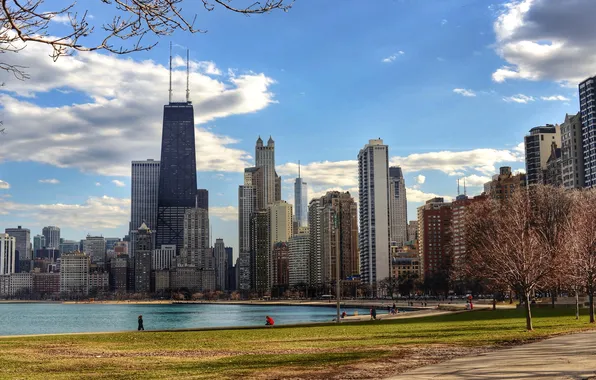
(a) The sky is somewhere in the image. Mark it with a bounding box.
[1,0,594,259]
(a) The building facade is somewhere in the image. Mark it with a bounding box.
[152,244,176,271]
[358,139,391,285]
[580,76,596,187]
[407,221,418,242]
[271,242,290,289]
[294,169,308,228]
[83,236,106,267]
[451,194,486,273]
[134,223,152,293]
[484,166,526,201]
[289,227,310,287]
[33,234,45,253]
[560,112,585,189]
[195,189,209,210]
[181,208,209,268]
[1,234,16,275]
[250,210,270,294]
[417,198,452,278]
[214,238,227,291]
[524,125,561,185]
[388,167,408,246]
[155,102,197,255]
[60,252,89,296]
[308,198,323,287]
[5,226,30,260]
[545,142,563,187]
[255,136,281,207]
[42,226,60,250]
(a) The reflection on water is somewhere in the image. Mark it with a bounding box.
[0,303,379,336]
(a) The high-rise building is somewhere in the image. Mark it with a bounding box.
[83,236,107,267]
[451,194,486,273]
[5,226,31,260]
[156,102,197,255]
[238,185,257,255]
[484,167,526,201]
[129,160,159,258]
[308,198,323,288]
[524,125,561,185]
[289,227,310,287]
[1,234,17,275]
[42,226,60,250]
[560,112,585,189]
[314,191,359,287]
[358,139,391,286]
[407,221,418,242]
[105,238,121,252]
[545,142,563,187]
[255,136,281,207]
[271,242,289,289]
[269,200,293,249]
[33,234,45,253]
[196,189,209,210]
[152,244,176,270]
[243,167,264,211]
[294,164,308,228]
[134,223,152,293]
[59,240,79,255]
[110,255,129,292]
[388,167,408,246]
[236,252,251,293]
[250,210,270,294]
[60,251,89,296]
[225,247,234,291]
[580,76,596,187]
[181,208,209,268]
[417,198,452,279]
[214,238,227,291]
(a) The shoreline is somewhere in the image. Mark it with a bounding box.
[0,308,458,339]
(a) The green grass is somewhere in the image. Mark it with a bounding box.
[0,308,594,379]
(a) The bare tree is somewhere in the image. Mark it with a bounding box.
[569,189,596,323]
[458,186,567,331]
[1,0,293,79]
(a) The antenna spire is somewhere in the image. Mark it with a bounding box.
[457,178,460,196]
[298,160,301,179]
[186,49,190,103]
[168,41,172,104]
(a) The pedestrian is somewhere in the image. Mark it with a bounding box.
[370,307,377,320]
[138,315,144,331]
[265,315,275,326]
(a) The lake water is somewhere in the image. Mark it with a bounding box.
[0,303,383,336]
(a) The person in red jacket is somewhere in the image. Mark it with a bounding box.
[265,315,275,326]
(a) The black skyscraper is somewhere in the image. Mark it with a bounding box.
[155,102,197,253]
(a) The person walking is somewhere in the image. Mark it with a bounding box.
[138,315,144,331]
[370,307,377,320]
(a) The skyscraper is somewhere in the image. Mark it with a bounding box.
[524,125,561,185]
[388,167,408,247]
[308,198,323,288]
[42,226,60,250]
[250,210,270,294]
[580,76,595,187]
[130,159,160,257]
[294,163,308,228]
[196,189,209,210]
[417,198,452,279]
[134,223,152,293]
[83,236,107,267]
[238,185,257,254]
[358,139,391,286]
[289,227,310,287]
[5,226,31,260]
[0,234,16,275]
[560,112,585,189]
[255,136,281,207]
[155,101,197,254]
[214,238,227,291]
[181,208,209,268]
[33,234,45,253]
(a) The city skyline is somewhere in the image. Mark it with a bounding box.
[0,0,590,256]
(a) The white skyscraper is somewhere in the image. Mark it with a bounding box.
[358,139,391,286]
[1,234,17,275]
[289,227,310,287]
[294,162,308,228]
[130,159,160,257]
[255,136,281,206]
[388,166,408,246]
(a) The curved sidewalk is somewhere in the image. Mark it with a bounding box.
[389,330,596,379]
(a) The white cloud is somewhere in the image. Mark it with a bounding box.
[172,55,222,76]
[461,174,491,187]
[492,0,596,85]
[502,94,535,103]
[211,206,238,221]
[0,40,273,176]
[50,14,71,25]
[112,180,126,187]
[39,179,60,184]
[1,196,130,229]
[95,182,101,186]
[416,175,426,184]
[382,51,405,63]
[453,88,477,97]
[0,180,9,189]
[407,188,452,203]
[441,19,448,26]
[541,95,570,101]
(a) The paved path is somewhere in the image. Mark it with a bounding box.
[389,330,596,379]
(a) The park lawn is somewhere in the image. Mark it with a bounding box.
[0,308,594,379]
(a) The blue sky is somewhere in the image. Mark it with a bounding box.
[1,0,593,258]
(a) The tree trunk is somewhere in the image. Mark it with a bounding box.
[551,289,556,309]
[575,290,580,320]
[524,292,533,331]
[590,290,594,324]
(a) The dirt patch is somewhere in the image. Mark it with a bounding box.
[250,345,494,380]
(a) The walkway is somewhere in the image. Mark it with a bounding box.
[389,330,596,379]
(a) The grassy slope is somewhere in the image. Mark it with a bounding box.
[0,308,594,379]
